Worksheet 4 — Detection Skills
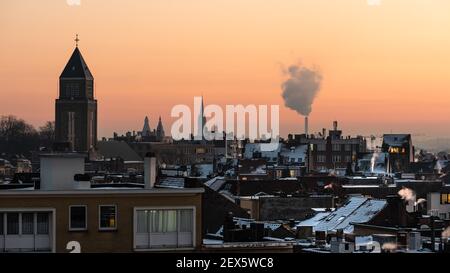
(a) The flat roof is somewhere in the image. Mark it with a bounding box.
[39,153,86,158]
[0,188,204,196]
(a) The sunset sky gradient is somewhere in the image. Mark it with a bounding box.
[1,0,449,138]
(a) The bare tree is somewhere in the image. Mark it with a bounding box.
[0,115,39,156]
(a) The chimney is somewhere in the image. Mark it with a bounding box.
[305,116,309,136]
[40,153,86,190]
[144,152,157,189]
[333,121,338,131]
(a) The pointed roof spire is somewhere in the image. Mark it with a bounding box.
[60,37,93,79]
[157,116,165,138]
[142,116,151,137]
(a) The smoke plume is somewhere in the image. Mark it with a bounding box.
[442,227,450,238]
[281,64,322,116]
[398,187,416,202]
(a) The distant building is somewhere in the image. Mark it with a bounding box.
[289,121,367,171]
[129,142,214,165]
[55,44,97,152]
[382,134,414,173]
[137,116,166,142]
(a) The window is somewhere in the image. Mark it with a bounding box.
[441,193,450,205]
[135,208,194,249]
[0,211,52,252]
[69,206,87,231]
[22,213,34,235]
[289,170,296,178]
[7,213,19,235]
[99,205,117,230]
[317,144,326,151]
[317,155,326,163]
[333,155,341,163]
[37,213,49,235]
[345,144,351,152]
[332,144,341,151]
[345,156,352,163]
[179,210,193,232]
[150,210,177,233]
[0,213,3,235]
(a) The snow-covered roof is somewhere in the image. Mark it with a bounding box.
[243,143,282,160]
[382,134,410,147]
[204,176,226,191]
[312,197,387,234]
[157,177,185,188]
[193,164,214,178]
[296,212,331,230]
[280,145,308,161]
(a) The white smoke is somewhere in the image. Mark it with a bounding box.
[370,153,379,173]
[414,198,426,206]
[398,187,416,202]
[381,242,397,251]
[442,227,450,238]
[281,64,322,117]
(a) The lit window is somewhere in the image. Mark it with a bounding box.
[70,205,87,231]
[441,194,450,205]
[289,170,296,177]
[99,205,117,230]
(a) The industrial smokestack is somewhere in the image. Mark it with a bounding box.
[305,116,309,136]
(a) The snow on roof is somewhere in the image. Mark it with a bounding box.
[296,212,331,230]
[313,196,387,234]
[382,134,410,147]
[195,164,214,178]
[157,177,185,188]
[233,218,282,231]
[204,176,226,191]
[243,143,282,160]
[280,145,308,160]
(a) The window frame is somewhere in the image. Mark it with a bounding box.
[98,204,118,231]
[441,193,450,205]
[133,206,196,251]
[69,205,88,231]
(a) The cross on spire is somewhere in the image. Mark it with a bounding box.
[75,34,80,47]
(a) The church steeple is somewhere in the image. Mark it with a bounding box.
[60,47,93,80]
[156,116,165,141]
[142,116,151,137]
[55,36,97,152]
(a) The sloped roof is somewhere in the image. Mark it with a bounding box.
[243,143,282,160]
[296,212,331,229]
[60,47,93,79]
[382,134,411,147]
[96,141,142,161]
[314,196,387,234]
[157,177,185,189]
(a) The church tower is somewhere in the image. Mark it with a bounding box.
[55,35,97,152]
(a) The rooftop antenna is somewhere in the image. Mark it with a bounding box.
[75,34,80,47]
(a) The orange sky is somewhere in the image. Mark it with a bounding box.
[1,0,450,139]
